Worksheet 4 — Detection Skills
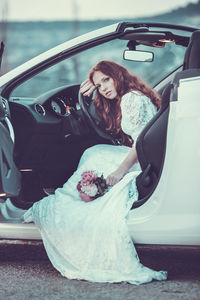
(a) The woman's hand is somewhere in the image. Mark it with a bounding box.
[106,146,138,186]
[80,79,96,97]
[106,169,125,186]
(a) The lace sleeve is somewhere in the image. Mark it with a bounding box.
[120,92,157,143]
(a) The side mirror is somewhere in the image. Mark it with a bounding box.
[123,50,154,62]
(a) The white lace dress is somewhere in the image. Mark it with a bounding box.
[24,91,167,285]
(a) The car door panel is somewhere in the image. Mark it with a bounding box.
[0,121,21,197]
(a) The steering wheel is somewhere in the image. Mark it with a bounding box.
[78,90,117,142]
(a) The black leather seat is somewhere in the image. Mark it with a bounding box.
[171,29,200,102]
[132,84,171,208]
[132,29,200,209]
[183,30,200,70]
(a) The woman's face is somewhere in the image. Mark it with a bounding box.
[92,71,118,100]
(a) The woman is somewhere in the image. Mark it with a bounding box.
[24,60,167,285]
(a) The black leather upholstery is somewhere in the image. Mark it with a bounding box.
[133,85,170,207]
[183,30,200,70]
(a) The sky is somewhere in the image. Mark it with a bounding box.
[1,0,199,21]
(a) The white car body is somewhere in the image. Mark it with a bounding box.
[0,22,199,247]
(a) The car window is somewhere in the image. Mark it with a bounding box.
[11,38,186,99]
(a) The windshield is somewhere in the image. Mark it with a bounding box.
[11,38,186,99]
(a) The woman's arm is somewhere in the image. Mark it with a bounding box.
[106,92,157,186]
[106,145,138,186]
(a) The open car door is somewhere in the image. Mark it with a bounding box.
[0,42,5,73]
[0,96,21,197]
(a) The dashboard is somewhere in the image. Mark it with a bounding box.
[2,84,109,188]
[11,84,81,120]
[7,84,89,168]
[8,84,84,136]
[4,84,102,190]
[10,84,80,118]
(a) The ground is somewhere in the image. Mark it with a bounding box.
[0,241,199,300]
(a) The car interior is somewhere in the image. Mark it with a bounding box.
[0,24,199,217]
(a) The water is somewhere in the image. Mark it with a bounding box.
[1,20,116,72]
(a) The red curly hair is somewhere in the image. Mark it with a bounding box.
[89,60,161,147]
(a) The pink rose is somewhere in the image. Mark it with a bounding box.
[80,192,92,202]
[81,170,97,181]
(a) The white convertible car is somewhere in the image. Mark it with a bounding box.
[0,22,199,247]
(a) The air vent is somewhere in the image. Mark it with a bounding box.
[34,103,46,116]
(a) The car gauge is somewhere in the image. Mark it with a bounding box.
[51,98,69,116]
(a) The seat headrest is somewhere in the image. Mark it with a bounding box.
[160,83,172,109]
[183,30,200,70]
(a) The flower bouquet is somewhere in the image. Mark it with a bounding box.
[77,170,108,202]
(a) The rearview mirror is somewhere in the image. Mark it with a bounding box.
[123,50,154,62]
